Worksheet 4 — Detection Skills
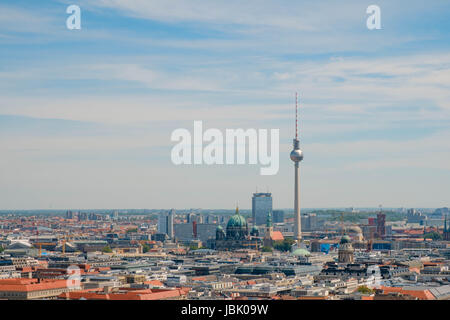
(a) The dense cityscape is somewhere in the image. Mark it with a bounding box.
[0,204,449,300]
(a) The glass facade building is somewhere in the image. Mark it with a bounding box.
[252,193,273,226]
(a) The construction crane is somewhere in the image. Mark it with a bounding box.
[61,233,74,255]
[34,242,56,257]
[33,218,58,257]
[62,236,66,255]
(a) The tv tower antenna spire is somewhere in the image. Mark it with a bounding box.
[295,92,298,140]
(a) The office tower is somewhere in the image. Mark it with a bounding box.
[290,92,304,242]
[186,213,196,223]
[65,211,73,219]
[78,212,87,221]
[168,209,175,238]
[158,210,174,239]
[376,211,386,239]
[407,208,427,224]
[252,193,273,225]
[174,222,217,243]
[309,213,317,230]
[158,213,168,236]
[301,213,317,231]
[273,210,285,223]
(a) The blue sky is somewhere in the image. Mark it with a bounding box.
[0,0,449,210]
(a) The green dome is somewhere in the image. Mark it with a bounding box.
[340,235,351,244]
[227,214,247,229]
[216,225,223,231]
[292,248,310,257]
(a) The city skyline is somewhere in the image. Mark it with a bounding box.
[1,0,450,210]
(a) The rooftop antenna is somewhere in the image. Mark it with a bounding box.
[295,92,298,140]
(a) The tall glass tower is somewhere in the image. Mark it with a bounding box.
[252,193,273,226]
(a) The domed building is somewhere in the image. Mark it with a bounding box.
[226,209,248,240]
[292,248,311,257]
[250,225,259,237]
[216,225,225,240]
[213,207,261,251]
[345,225,364,242]
[338,234,354,263]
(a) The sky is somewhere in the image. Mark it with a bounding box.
[0,0,449,210]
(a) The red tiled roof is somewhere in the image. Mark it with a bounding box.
[271,231,284,241]
[143,280,163,287]
[380,286,435,300]
[58,287,190,300]
[0,278,68,292]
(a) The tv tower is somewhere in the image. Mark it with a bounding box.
[290,92,304,242]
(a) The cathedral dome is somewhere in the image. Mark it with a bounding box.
[227,211,247,229]
[225,207,248,240]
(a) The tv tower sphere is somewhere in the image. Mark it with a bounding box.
[290,149,303,162]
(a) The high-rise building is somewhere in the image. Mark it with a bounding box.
[78,212,87,221]
[407,208,427,224]
[158,210,174,239]
[273,210,285,223]
[252,193,273,225]
[65,211,74,219]
[376,212,386,239]
[290,92,304,242]
[301,213,317,231]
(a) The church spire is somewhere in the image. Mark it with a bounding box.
[266,210,272,228]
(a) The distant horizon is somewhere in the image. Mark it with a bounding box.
[0,206,444,213]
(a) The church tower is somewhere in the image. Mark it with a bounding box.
[444,214,450,241]
[338,235,354,263]
[263,210,274,247]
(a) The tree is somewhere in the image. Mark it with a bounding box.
[0,246,4,253]
[126,228,138,234]
[423,232,442,241]
[261,246,273,252]
[102,245,112,253]
[142,244,150,253]
[273,238,295,252]
[357,286,374,294]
